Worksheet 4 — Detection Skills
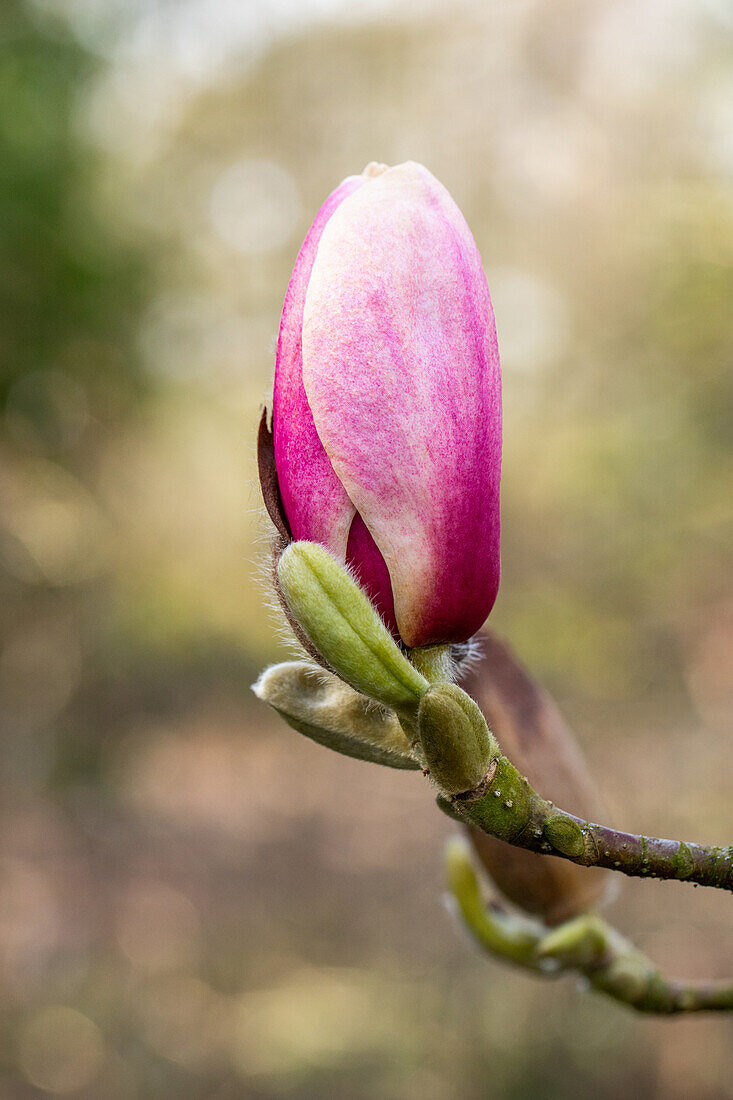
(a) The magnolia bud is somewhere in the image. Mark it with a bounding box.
[417,683,498,797]
[460,631,613,925]
[276,540,428,710]
[252,661,419,770]
[268,161,502,648]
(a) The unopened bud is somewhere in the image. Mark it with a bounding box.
[536,913,609,970]
[253,660,419,770]
[276,541,428,710]
[270,161,502,649]
[417,683,498,797]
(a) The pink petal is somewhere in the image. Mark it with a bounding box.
[345,512,398,637]
[301,162,501,647]
[272,173,364,558]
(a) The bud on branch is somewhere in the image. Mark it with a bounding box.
[253,161,733,1016]
[266,160,501,649]
[446,839,733,1014]
[417,683,498,797]
[276,540,428,711]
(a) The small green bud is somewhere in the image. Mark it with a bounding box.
[544,814,587,859]
[536,913,608,969]
[253,661,420,770]
[276,541,428,710]
[417,683,498,797]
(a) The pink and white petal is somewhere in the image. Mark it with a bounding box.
[273,173,364,558]
[302,162,501,647]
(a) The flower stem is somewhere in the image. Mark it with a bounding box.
[446,838,733,1014]
[406,643,455,684]
[440,753,733,892]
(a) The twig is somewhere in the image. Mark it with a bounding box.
[446,838,733,1014]
[439,750,733,892]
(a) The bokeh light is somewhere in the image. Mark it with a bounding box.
[18,1006,104,1094]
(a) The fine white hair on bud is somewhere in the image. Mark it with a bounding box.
[253,660,420,770]
[276,540,429,711]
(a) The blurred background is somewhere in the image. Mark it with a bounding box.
[1,0,732,1095]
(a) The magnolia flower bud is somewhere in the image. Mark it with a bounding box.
[276,541,428,710]
[252,661,420,770]
[263,161,502,649]
[459,631,613,926]
[417,683,498,797]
